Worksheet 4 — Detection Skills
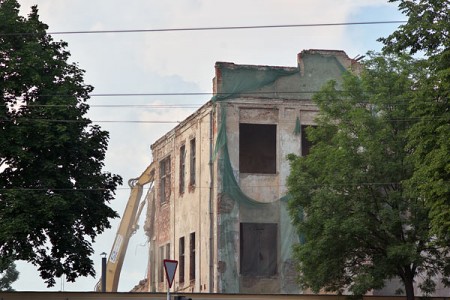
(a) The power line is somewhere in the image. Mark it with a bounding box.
[5,91,327,103]
[0,119,181,124]
[16,90,428,99]
[87,91,412,97]
[90,92,213,97]
[0,116,445,125]
[1,21,407,36]
[19,100,430,109]
[48,21,407,35]
[28,104,204,108]
[0,182,413,192]
[19,91,364,98]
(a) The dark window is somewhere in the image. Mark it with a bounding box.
[179,145,186,194]
[240,223,277,277]
[189,232,196,280]
[160,156,171,203]
[301,125,316,156]
[159,243,170,283]
[166,243,170,261]
[179,237,185,283]
[159,246,164,282]
[190,138,196,186]
[239,123,276,174]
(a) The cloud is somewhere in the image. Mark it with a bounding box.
[137,0,396,88]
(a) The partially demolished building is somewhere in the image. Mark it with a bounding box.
[143,49,361,293]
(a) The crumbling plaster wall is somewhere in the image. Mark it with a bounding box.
[145,103,216,293]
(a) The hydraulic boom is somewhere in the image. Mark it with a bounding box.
[95,162,156,292]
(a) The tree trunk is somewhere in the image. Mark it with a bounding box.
[403,274,415,300]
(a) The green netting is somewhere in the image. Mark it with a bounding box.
[217,200,239,292]
[212,61,299,206]
[215,101,301,293]
[215,103,290,206]
[212,64,298,102]
[212,53,349,291]
[293,116,301,135]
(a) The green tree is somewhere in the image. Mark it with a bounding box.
[379,0,449,56]
[0,260,19,291]
[379,0,450,242]
[0,0,122,287]
[287,54,450,300]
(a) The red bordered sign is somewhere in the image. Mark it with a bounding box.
[163,259,178,288]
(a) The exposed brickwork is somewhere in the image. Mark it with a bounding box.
[156,204,170,243]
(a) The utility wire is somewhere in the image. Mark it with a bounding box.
[13,90,427,99]
[0,116,445,124]
[19,100,429,109]
[1,21,407,36]
[0,182,415,192]
[28,104,205,108]
[88,91,321,97]
[0,119,181,123]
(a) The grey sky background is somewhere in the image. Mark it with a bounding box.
[12,0,403,292]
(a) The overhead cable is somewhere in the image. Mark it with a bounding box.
[0,182,414,192]
[0,117,444,124]
[0,21,407,36]
[12,89,427,98]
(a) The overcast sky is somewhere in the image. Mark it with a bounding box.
[12,0,404,292]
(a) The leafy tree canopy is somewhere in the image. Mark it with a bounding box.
[0,0,122,286]
[379,0,449,56]
[287,53,450,300]
[380,0,450,242]
[0,259,19,291]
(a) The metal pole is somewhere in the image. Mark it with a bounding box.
[101,252,107,292]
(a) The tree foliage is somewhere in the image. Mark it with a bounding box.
[379,0,449,56]
[380,0,450,242]
[0,260,19,291]
[287,54,450,300]
[0,0,122,286]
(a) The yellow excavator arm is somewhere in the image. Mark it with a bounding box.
[96,162,156,292]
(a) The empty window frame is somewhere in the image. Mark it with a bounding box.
[239,123,276,174]
[189,232,196,280]
[159,243,171,283]
[159,246,164,282]
[179,237,185,283]
[179,145,186,194]
[166,243,170,261]
[189,138,196,186]
[301,125,316,156]
[240,223,277,277]
[160,156,171,203]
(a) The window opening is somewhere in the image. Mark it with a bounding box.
[160,156,171,203]
[159,246,164,282]
[179,145,186,194]
[301,125,316,156]
[240,223,277,276]
[166,243,170,261]
[190,138,196,186]
[189,232,196,280]
[159,243,170,283]
[179,237,185,283]
[239,123,276,174]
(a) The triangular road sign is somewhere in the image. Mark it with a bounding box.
[163,259,178,288]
